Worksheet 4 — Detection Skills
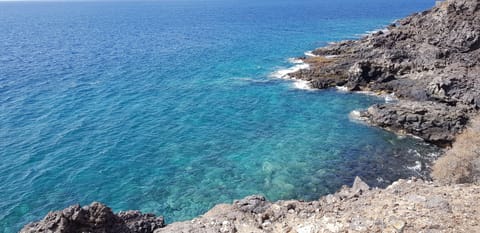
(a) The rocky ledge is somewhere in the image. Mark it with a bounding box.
[20,203,165,233]
[158,177,480,233]
[21,177,480,233]
[292,0,480,145]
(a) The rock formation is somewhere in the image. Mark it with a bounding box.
[293,0,480,145]
[23,177,480,233]
[155,177,480,233]
[19,202,164,233]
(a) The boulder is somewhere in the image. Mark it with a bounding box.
[20,202,164,233]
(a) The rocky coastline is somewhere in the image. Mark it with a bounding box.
[20,0,480,232]
[292,0,480,146]
[19,176,480,233]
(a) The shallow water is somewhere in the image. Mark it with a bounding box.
[0,0,436,231]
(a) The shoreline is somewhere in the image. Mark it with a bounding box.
[20,0,480,232]
[291,0,479,147]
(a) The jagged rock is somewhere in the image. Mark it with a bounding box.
[118,211,165,233]
[291,0,480,145]
[155,177,480,233]
[361,100,468,144]
[21,178,480,233]
[20,202,164,233]
[233,195,269,214]
[352,176,370,195]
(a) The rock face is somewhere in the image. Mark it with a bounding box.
[293,0,480,145]
[155,177,480,233]
[19,202,164,233]
[360,101,468,144]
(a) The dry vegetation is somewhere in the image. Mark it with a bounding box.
[432,116,480,184]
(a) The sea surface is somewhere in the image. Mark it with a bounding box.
[0,0,437,231]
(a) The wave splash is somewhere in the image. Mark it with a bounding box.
[269,58,313,90]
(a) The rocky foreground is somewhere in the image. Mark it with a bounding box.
[293,0,480,146]
[157,178,480,233]
[20,177,480,233]
[20,204,165,233]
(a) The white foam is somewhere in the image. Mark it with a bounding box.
[426,152,440,159]
[406,161,422,172]
[293,79,313,90]
[356,90,380,96]
[385,93,398,103]
[408,149,422,158]
[348,110,367,123]
[349,110,361,119]
[304,51,319,57]
[335,86,349,92]
[287,57,304,64]
[376,177,385,183]
[367,28,390,36]
[269,58,313,90]
[269,63,310,79]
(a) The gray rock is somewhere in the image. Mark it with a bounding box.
[426,196,452,213]
[352,176,370,195]
[361,101,468,144]
[20,202,164,233]
[118,211,165,233]
[233,195,270,214]
[291,0,480,145]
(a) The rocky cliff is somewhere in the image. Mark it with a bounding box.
[293,0,480,145]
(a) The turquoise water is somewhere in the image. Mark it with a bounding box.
[0,0,437,231]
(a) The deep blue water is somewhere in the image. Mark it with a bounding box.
[0,0,437,231]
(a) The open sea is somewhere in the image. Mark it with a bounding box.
[0,0,437,231]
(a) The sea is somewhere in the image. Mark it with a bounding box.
[0,0,436,231]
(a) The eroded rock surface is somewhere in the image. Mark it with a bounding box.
[292,0,480,145]
[359,100,468,145]
[20,178,480,233]
[19,202,164,233]
[155,177,480,233]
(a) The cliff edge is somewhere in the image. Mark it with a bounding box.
[293,0,480,145]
